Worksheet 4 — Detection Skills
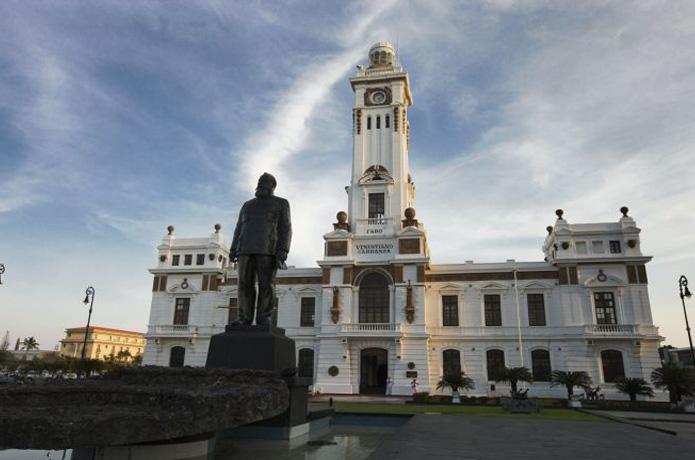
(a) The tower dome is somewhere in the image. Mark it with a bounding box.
[368,42,396,68]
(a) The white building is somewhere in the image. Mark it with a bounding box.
[143,43,663,399]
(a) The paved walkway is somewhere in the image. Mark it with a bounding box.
[587,410,695,441]
[367,414,695,460]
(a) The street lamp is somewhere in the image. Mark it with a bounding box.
[80,287,96,373]
[678,275,694,365]
[0,263,5,284]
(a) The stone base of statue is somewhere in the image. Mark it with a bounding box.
[206,324,310,437]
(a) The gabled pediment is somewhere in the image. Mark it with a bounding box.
[520,281,551,291]
[324,229,351,239]
[584,271,625,288]
[438,282,463,292]
[480,281,508,291]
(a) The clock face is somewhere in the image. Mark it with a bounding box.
[371,90,386,105]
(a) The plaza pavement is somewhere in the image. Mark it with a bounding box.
[367,414,695,460]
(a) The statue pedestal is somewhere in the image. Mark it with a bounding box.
[206,324,310,435]
[206,324,295,373]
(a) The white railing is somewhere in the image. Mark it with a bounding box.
[341,323,399,333]
[585,324,637,335]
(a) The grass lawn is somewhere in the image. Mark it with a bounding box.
[334,402,604,422]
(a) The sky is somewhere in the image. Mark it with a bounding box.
[1,0,694,351]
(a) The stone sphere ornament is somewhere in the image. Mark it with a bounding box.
[555,209,564,220]
[620,206,629,217]
[328,366,339,377]
[214,223,222,233]
[167,225,175,235]
[405,207,416,220]
[336,211,348,224]
[546,226,553,234]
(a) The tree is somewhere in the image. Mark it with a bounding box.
[551,370,592,399]
[615,377,654,401]
[1,331,9,351]
[21,337,39,351]
[131,354,143,366]
[21,337,39,359]
[436,372,475,394]
[116,349,132,362]
[651,363,695,405]
[494,367,533,395]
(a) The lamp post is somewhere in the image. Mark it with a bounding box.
[80,287,95,372]
[0,263,5,284]
[678,275,695,365]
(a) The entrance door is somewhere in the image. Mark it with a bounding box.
[169,346,185,367]
[360,348,388,394]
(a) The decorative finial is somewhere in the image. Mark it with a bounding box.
[333,211,350,231]
[555,209,564,220]
[620,206,629,218]
[167,225,174,235]
[402,207,418,227]
[214,223,221,233]
[546,226,553,235]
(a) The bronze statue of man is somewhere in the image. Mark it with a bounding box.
[229,173,291,326]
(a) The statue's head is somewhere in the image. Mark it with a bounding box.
[255,172,277,198]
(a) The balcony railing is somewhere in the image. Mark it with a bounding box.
[427,324,660,338]
[341,323,400,333]
[148,325,222,337]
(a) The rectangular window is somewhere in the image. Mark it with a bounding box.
[300,297,315,327]
[527,293,546,326]
[484,294,502,326]
[173,298,190,325]
[609,240,621,254]
[594,292,617,325]
[385,115,390,128]
[637,265,648,284]
[575,241,588,254]
[152,276,167,292]
[367,116,372,130]
[627,265,638,284]
[368,193,385,218]
[184,254,192,265]
[227,298,238,324]
[376,115,381,129]
[442,295,459,326]
[592,241,604,254]
[196,254,205,265]
[568,266,578,285]
[172,255,180,266]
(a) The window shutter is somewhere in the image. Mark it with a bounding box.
[558,267,568,285]
[637,265,648,284]
[159,276,167,292]
[568,266,578,284]
[152,276,159,292]
[201,275,209,291]
[209,275,218,291]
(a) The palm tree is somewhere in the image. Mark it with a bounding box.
[615,377,654,402]
[116,349,132,363]
[436,372,475,403]
[494,367,533,395]
[551,370,592,400]
[651,363,695,405]
[21,337,39,359]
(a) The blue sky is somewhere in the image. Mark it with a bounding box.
[1,1,694,350]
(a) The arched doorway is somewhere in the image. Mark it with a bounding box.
[360,348,388,394]
[169,346,185,367]
[359,271,390,323]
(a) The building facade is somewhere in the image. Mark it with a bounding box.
[143,43,663,399]
[60,326,145,362]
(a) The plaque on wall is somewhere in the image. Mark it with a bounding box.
[399,238,420,254]
[326,240,348,256]
[406,371,418,378]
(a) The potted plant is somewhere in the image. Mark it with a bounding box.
[436,372,474,404]
[650,363,695,408]
[550,370,592,408]
[615,377,654,402]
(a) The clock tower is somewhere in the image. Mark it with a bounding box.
[321,42,428,269]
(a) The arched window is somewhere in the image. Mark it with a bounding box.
[486,349,505,380]
[385,115,390,128]
[601,350,625,383]
[376,115,381,129]
[531,349,552,381]
[359,272,390,323]
[169,346,185,368]
[367,116,372,130]
[298,348,314,383]
[443,349,461,377]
